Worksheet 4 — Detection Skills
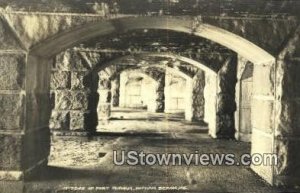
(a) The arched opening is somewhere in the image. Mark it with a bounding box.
[4,16,278,189]
[90,55,209,134]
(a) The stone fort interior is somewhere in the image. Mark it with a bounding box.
[0,0,300,192]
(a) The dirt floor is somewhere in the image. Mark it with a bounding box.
[0,109,288,193]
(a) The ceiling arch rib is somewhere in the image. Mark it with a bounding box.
[30,17,275,65]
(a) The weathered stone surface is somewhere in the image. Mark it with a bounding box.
[0,18,22,50]
[71,71,88,90]
[98,90,111,103]
[70,51,90,71]
[80,51,103,70]
[0,54,25,90]
[72,92,89,110]
[53,50,71,71]
[54,91,88,110]
[70,111,86,131]
[234,56,253,142]
[51,71,70,90]
[54,91,72,110]
[252,99,274,133]
[99,79,111,89]
[274,138,300,186]
[54,50,90,71]
[192,71,205,120]
[215,57,237,138]
[154,77,165,113]
[0,94,24,130]
[216,114,235,138]
[251,129,273,184]
[276,99,300,137]
[111,77,120,107]
[204,73,217,137]
[217,94,236,114]
[97,103,111,120]
[276,59,300,99]
[49,111,70,130]
[2,13,110,49]
[0,134,22,170]
[1,0,299,16]
[253,64,275,97]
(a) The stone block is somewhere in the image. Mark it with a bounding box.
[252,98,274,133]
[71,92,89,110]
[276,100,300,137]
[251,129,274,184]
[70,111,86,131]
[49,111,70,130]
[0,19,22,50]
[0,134,22,170]
[97,103,111,120]
[252,64,275,96]
[54,91,72,110]
[53,50,71,71]
[71,71,88,90]
[98,90,111,103]
[51,71,70,90]
[70,51,89,71]
[277,59,300,99]
[0,94,24,130]
[99,79,111,89]
[274,138,300,187]
[0,54,25,90]
[54,91,89,110]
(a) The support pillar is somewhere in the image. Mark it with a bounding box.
[235,56,254,142]
[97,78,111,129]
[111,75,120,107]
[185,71,205,121]
[205,72,218,137]
[217,57,237,138]
[154,76,165,113]
[250,60,275,184]
[210,57,237,138]
[272,28,300,187]
[0,53,51,181]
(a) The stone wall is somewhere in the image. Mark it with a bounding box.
[204,72,218,137]
[235,56,253,142]
[119,70,157,110]
[191,70,206,121]
[164,68,187,113]
[273,26,300,187]
[215,57,237,138]
[50,50,97,133]
[111,77,120,107]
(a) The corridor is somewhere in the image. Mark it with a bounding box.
[97,107,208,134]
[0,1,300,192]
[30,110,280,193]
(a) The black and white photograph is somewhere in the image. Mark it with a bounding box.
[0,0,300,193]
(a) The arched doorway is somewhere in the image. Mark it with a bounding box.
[2,16,278,186]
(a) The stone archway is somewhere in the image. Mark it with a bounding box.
[83,52,219,132]
[1,15,288,186]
